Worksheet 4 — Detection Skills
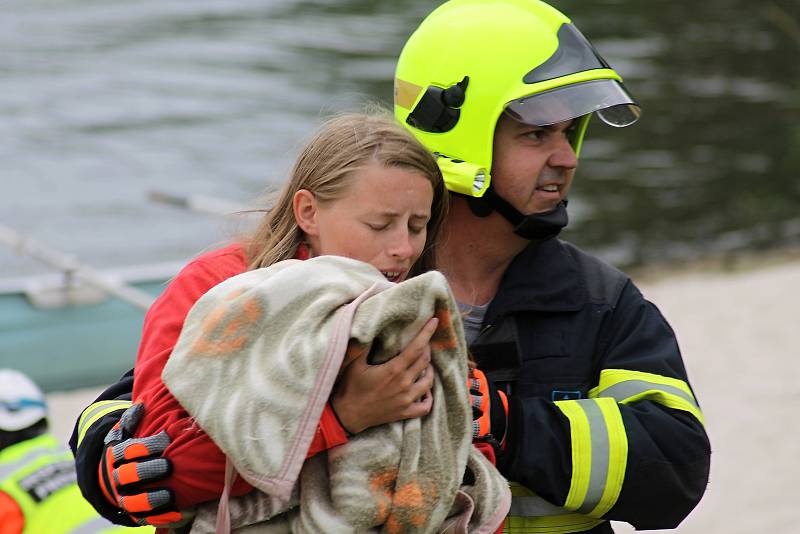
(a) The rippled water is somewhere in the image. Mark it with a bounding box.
[2,0,799,278]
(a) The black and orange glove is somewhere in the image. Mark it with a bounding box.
[468,368,509,455]
[98,403,191,527]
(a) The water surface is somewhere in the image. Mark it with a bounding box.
[2,0,798,272]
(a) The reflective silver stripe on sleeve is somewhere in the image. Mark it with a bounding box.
[576,400,610,515]
[598,380,698,408]
[509,493,570,517]
[511,400,613,518]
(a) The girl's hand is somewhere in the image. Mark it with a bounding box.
[330,317,438,434]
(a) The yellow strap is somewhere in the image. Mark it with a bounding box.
[76,400,132,448]
[505,483,605,533]
[504,515,603,533]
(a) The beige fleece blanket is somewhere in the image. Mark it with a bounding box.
[161,256,510,533]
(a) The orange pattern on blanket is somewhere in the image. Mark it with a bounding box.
[369,467,399,524]
[369,468,442,534]
[189,291,264,357]
[430,304,459,352]
[385,480,439,533]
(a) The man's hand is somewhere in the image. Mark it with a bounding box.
[98,403,191,527]
[330,317,438,434]
[469,368,509,454]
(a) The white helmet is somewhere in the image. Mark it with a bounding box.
[0,369,47,432]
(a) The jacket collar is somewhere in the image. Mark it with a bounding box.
[486,238,587,322]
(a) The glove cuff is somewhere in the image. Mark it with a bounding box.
[488,386,508,448]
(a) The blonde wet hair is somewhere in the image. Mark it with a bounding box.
[246,112,447,276]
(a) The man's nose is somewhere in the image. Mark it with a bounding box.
[549,135,579,170]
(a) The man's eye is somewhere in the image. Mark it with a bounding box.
[525,129,546,141]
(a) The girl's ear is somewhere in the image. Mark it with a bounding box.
[293,189,319,237]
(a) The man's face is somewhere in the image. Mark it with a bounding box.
[490,113,579,215]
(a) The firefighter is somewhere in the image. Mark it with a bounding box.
[0,369,149,534]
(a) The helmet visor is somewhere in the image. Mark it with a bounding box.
[505,78,641,128]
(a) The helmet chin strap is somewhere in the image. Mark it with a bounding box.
[466,185,569,241]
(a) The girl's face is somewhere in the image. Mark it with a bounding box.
[294,163,434,282]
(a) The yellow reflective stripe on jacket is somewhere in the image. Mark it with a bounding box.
[505,482,605,533]
[555,398,627,517]
[76,400,132,447]
[504,398,626,532]
[589,369,705,426]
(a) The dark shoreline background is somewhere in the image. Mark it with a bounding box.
[2,0,798,277]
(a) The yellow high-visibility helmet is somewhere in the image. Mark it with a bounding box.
[394,0,640,198]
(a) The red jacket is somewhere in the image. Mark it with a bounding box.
[0,492,23,534]
[132,244,347,508]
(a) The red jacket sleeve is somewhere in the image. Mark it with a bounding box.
[309,404,349,457]
[132,246,348,508]
[0,491,24,534]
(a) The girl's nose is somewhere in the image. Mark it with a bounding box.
[388,230,415,260]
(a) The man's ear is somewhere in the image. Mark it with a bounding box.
[293,189,319,236]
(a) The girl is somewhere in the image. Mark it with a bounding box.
[108,112,448,518]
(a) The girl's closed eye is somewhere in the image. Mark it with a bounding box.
[366,221,390,232]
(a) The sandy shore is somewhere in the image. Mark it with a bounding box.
[46,257,800,533]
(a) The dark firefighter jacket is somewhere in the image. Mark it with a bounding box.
[471,238,710,533]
